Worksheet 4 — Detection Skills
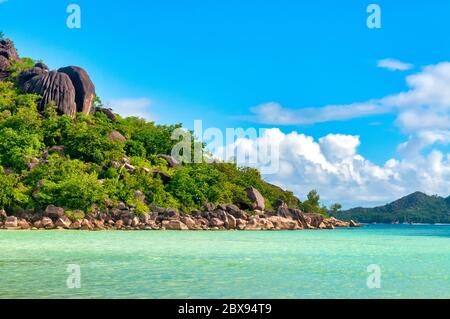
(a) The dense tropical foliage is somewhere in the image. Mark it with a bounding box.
[0,60,336,216]
[0,41,346,218]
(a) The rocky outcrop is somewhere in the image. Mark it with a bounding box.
[162,220,189,230]
[5,216,18,228]
[58,66,95,114]
[349,220,360,227]
[22,71,78,117]
[0,39,96,117]
[44,205,65,219]
[0,39,19,61]
[246,187,265,211]
[0,39,19,81]
[1,196,358,232]
[17,66,47,87]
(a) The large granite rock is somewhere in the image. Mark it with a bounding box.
[246,187,265,211]
[0,39,95,117]
[58,66,95,115]
[17,66,47,87]
[5,216,18,228]
[44,205,65,219]
[22,71,77,117]
[162,220,188,230]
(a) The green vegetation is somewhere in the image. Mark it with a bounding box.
[333,192,450,224]
[7,57,35,79]
[0,31,4,40]
[300,190,329,216]
[0,76,337,215]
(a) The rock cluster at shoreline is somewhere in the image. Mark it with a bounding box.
[0,201,359,231]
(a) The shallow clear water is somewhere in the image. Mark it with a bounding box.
[0,224,449,299]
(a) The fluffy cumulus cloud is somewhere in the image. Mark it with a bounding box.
[377,58,414,71]
[236,61,450,207]
[217,129,450,208]
[108,98,153,120]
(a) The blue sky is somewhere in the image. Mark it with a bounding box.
[2,0,450,207]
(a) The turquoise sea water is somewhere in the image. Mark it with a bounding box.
[0,224,449,299]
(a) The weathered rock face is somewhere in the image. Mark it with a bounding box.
[35,62,49,71]
[0,39,19,81]
[5,216,18,228]
[55,217,72,229]
[58,66,95,114]
[0,39,19,61]
[22,71,77,117]
[349,220,359,227]
[0,56,10,71]
[163,220,189,230]
[246,187,265,211]
[44,205,65,219]
[304,213,324,228]
[17,66,47,87]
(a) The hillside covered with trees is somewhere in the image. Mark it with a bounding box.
[333,192,450,224]
[0,36,334,221]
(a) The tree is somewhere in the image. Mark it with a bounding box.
[301,190,328,216]
[0,31,4,39]
[306,190,320,207]
[330,203,342,214]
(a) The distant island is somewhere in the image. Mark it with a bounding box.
[333,192,450,224]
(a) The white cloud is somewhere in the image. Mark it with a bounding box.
[216,129,450,208]
[234,62,450,207]
[250,62,450,130]
[108,98,153,121]
[377,58,414,71]
[249,101,387,125]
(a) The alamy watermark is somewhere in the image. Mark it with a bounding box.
[66,4,81,29]
[367,4,382,29]
[66,264,81,289]
[171,120,280,174]
[366,264,381,289]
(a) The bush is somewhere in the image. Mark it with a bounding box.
[7,58,35,80]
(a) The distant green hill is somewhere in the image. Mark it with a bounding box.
[333,192,450,224]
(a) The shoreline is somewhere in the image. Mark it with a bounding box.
[1,203,359,232]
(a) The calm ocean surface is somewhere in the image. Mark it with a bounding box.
[0,224,449,299]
